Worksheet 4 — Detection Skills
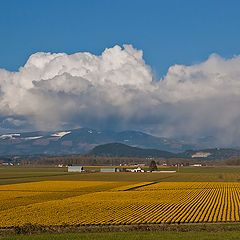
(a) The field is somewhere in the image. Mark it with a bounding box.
[2,165,240,238]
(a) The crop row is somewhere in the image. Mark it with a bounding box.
[137,182,240,191]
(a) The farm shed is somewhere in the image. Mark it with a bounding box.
[68,166,84,172]
[100,168,119,173]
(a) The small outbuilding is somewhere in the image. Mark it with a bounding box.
[68,165,84,172]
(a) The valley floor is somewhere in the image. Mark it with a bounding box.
[2,166,240,239]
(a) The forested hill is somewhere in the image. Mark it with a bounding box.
[88,143,177,158]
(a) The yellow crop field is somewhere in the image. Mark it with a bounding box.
[0,180,128,192]
[1,181,240,227]
[0,181,135,212]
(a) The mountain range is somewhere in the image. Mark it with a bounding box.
[1,127,240,160]
[0,127,193,156]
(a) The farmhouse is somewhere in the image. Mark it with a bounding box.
[68,165,84,172]
[131,167,144,172]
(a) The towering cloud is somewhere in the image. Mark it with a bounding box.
[1,44,240,146]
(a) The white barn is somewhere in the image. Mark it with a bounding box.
[68,166,84,172]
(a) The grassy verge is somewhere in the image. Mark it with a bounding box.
[2,230,240,240]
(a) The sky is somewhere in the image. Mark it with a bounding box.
[1,0,240,77]
[1,0,240,146]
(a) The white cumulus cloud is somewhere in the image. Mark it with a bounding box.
[1,44,240,146]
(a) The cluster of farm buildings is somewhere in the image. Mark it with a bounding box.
[67,165,177,173]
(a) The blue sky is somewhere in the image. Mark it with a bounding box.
[1,0,240,77]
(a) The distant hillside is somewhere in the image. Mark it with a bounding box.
[88,143,177,158]
[89,143,240,160]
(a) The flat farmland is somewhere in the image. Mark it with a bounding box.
[1,166,240,229]
[2,166,240,185]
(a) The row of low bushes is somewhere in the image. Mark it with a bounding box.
[1,222,240,236]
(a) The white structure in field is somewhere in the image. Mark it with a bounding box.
[100,168,119,173]
[191,152,211,158]
[68,166,84,172]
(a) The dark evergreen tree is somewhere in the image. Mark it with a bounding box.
[149,160,158,172]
